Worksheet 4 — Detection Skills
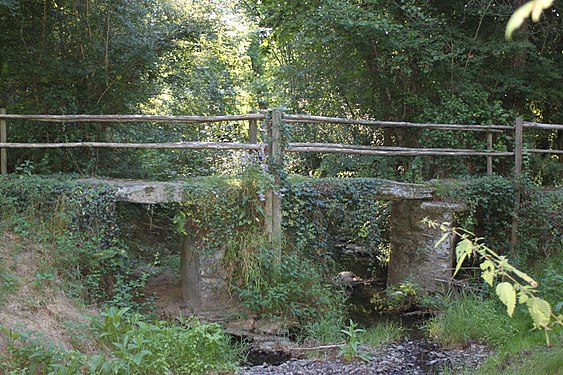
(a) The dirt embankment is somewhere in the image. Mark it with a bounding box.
[0,231,99,355]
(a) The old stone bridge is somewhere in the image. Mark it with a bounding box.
[83,178,463,315]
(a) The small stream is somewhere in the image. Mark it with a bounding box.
[237,248,491,374]
[337,251,427,338]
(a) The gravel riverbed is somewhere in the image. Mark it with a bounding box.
[236,339,492,375]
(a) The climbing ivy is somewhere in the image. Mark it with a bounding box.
[431,175,562,263]
[172,173,391,320]
[0,175,153,310]
[283,178,390,261]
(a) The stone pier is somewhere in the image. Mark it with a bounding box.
[180,229,235,315]
[387,201,464,293]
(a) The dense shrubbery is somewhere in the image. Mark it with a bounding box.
[431,175,562,262]
[0,307,241,374]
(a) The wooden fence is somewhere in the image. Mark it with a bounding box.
[1,108,562,248]
[1,109,561,176]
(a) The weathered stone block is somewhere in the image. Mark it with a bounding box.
[180,229,234,315]
[387,201,464,293]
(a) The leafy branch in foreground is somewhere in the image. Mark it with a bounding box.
[506,0,554,40]
[424,218,562,346]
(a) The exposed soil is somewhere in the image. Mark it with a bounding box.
[143,267,186,318]
[0,231,100,355]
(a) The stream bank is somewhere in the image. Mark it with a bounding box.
[233,252,492,374]
[236,339,491,374]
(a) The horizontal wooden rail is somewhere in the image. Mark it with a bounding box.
[0,141,264,150]
[523,122,563,130]
[287,143,514,157]
[0,113,265,123]
[526,149,563,154]
[284,114,511,132]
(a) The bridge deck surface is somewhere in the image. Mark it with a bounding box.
[79,177,434,204]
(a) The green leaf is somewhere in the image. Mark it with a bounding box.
[526,297,552,328]
[531,0,554,21]
[482,270,495,287]
[505,2,535,40]
[512,268,538,288]
[456,239,472,261]
[453,239,472,276]
[496,282,516,317]
[519,293,529,304]
[435,232,449,248]
[480,259,495,271]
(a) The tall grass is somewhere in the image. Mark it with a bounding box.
[424,292,518,347]
[425,289,562,374]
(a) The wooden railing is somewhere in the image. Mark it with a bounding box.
[0,108,561,249]
[1,109,562,177]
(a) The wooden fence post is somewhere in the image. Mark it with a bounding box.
[265,109,284,254]
[486,131,493,176]
[511,118,524,253]
[1,108,7,175]
[248,112,258,144]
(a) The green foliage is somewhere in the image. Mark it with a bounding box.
[0,308,242,374]
[472,334,563,375]
[15,160,35,177]
[91,308,242,374]
[232,247,341,322]
[424,293,520,347]
[0,176,154,310]
[0,247,19,306]
[408,89,515,180]
[1,0,253,177]
[506,0,554,40]
[433,176,513,253]
[284,178,390,261]
[357,322,405,348]
[0,325,87,374]
[432,176,562,263]
[249,0,561,182]
[430,221,563,346]
[175,164,272,250]
[516,180,563,262]
[338,319,372,362]
[370,279,421,313]
[302,315,345,345]
[176,175,388,322]
[303,316,403,357]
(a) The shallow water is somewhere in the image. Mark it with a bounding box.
[336,251,427,338]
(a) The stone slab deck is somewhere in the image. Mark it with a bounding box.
[78,177,435,203]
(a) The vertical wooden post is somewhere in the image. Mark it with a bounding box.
[486,131,493,176]
[248,113,258,144]
[511,118,524,253]
[1,108,7,175]
[265,109,284,253]
[514,118,523,178]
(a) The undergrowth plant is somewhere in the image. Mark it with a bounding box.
[0,308,243,374]
[338,319,372,362]
[231,246,342,321]
[370,279,420,313]
[426,219,563,346]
